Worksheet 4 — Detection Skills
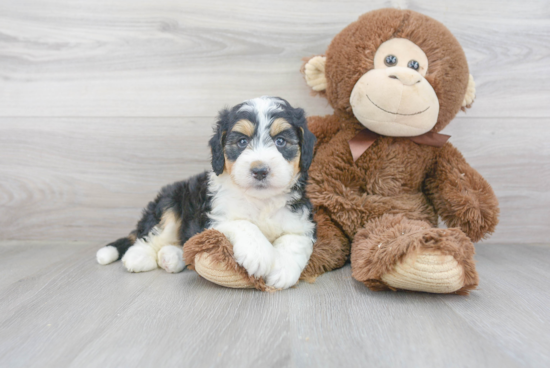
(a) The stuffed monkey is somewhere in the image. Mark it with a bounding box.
[299,8,499,294]
[186,8,499,294]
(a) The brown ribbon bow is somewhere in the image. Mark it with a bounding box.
[349,128,451,162]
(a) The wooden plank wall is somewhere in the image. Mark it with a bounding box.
[1,0,549,243]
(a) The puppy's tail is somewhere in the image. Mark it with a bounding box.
[96,231,137,265]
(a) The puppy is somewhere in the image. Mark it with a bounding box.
[96,96,317,289]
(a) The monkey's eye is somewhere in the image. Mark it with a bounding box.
[275,137,286,147]
[237,138,248,148]
[407,60,420,71]
[384,55,397,66]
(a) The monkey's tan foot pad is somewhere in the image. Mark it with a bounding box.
[194,253,255,289]
[380,250,465,294]
[184,228,272,291]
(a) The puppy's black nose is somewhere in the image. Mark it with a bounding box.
[251,166,269,180]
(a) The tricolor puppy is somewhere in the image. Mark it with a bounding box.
[96,97,317,289]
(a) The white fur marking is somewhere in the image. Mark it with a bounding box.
[122,239,158,273]
[157,245,185,273]
[96,246,118,265]
[214,220,276,278]
[266,234,314,289]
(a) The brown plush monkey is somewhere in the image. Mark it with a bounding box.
[299,8,499,294]
[186,8,499,294]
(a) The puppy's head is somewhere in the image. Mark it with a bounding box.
[209,96,315,198]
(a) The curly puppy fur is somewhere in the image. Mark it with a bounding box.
[97,97,317,290]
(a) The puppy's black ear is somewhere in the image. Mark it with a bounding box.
[209,109,229,175]
[294,107,316,173]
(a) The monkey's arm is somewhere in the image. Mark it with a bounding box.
[307,115,341,150]
[424,143,499,242]
[307,175,426,237]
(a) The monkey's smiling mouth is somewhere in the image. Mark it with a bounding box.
[366,94,430,116]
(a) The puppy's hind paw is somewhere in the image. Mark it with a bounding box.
[158,245,185,273]
[122,245,157,273]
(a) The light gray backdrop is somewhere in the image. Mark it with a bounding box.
[1,0,548,244]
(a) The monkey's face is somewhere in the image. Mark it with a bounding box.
[302,9,476,135]
[350,38,440,137]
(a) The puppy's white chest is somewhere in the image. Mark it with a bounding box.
[254,207,294,243]
[230,199,291,242]
[208,172,313,243]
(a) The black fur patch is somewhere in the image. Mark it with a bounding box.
[224,131,249,162]
[272,128,300,162]
[266,100,316,174]
[105,171,212,260]
[287,175,317,241]
[137,171,212,244]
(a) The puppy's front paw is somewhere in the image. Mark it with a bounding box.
[122,245,157,273]
[266,259,301,289]
[157,245,185,273]
[233,241,274,278]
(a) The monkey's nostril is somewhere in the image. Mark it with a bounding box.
[389,75,398,79]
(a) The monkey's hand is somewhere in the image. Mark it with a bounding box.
[307,177,395,237]
[425,143,499,242]
[307,115,342,151]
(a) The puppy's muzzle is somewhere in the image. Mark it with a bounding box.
[250,162,270,181]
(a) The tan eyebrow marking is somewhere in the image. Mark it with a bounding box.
[224,153,234,174]
[270,118,292,136]
[232,119,255,136]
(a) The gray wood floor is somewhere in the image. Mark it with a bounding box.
[0,241,548,368]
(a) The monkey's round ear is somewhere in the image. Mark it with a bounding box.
[462,74,476,108]
[302,56,327,92]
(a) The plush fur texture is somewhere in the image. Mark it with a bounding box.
[300,208,349,281]
[350,214,478,295]
[97,97,317,290]
[313,8,471,133]
[300,9,499,294]
[184,229,272,291]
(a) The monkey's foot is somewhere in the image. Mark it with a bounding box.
[381,249,466,293]
[183,229,271,291]
[352,215,478,295]
[194,252,254,289]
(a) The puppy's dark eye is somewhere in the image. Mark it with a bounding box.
[384,55,397,66]
[237,138,248,148]
[407,60,420,70]
[275,137,286,147]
